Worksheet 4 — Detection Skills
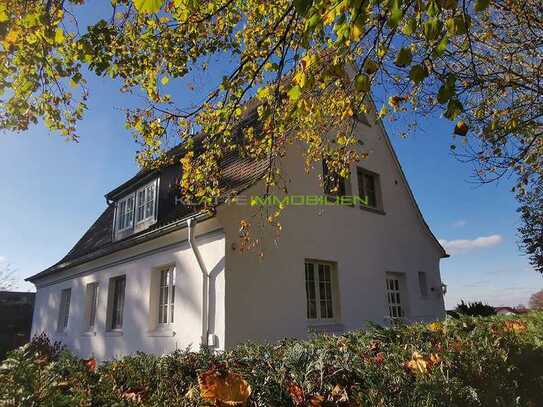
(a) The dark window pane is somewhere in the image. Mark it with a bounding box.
[111,277,126,329]
[305,262,317,319]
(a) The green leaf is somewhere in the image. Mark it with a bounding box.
[387,0,403,28]
[452,15,471,35]
[402,17,417,35]
[364,59,379,75]
[293,0,313,17]
[354,73,370,92]
[288,85,302,101]
[423,18,443,41]
[394,47,412,67]
[437,82,455,104]
[409,64,427,83]
[444,98,463,119]
[441,0,458,10]
[475,0,490,12]
[161,76,169,86]
[426,0,441,17]
[434,35,449,56]
[133,0,164,13]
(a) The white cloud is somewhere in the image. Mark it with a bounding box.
[439,234,503,254]
[451,219,467,228]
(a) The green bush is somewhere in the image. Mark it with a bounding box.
[455,300,497,317]
[1,313,542,406]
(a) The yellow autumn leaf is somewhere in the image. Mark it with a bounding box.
[4,28,20,46]
[351,21,364,41]
[428,321,443,332]
[0,4,8,22]
[503,319,527,333]
[294,70,307,88]
[54,28,65,44]
[406,351,428,375]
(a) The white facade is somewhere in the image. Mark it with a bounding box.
[30,114,447,360]
[31,220,226,361]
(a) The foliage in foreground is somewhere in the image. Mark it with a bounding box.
[1,312,543,406]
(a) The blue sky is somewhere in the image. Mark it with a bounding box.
[0,5,541,308]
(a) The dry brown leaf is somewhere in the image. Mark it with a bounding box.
[198,367,251,406]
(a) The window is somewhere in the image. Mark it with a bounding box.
[158,267,175,324]
[357,167,380,209]
[418,272,428,297]
[109,276,126,330]
[385,276,404,319]
[115,179,158,235]
[85,282,99,330]
[117,195,135,232]
[322,160,347,196]
[57,288,71,332]
[136,182,156,224]
[305,261,336,321]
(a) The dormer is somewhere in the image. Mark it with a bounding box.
[107,173,160,241]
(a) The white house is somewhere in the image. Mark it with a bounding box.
[27,108,448,361]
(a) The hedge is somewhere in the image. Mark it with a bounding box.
[1,312,542,406]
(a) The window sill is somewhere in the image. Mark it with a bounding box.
[148,327,176,337]
[105,330,123,337]
[359,205,385,215]
[81,331,97,337]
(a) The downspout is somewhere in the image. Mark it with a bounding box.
[187,217,210,347]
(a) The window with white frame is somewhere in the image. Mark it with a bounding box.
[136,181,156,224]
[108,276,126,330]
[115,179,158,234]
[305,260,336,321]
[117,194,135,232]
[85,282,99,330]
[57,288,71,332]
[385,275,404,319]
[418,272,428,297]
[158,266,175,325]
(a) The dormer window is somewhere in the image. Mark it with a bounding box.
[117,195,135,232]
[114,179,158,238]
[136,182,156,224]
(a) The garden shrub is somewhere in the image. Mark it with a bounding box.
[1,313,542,406]
[455,300,497,317]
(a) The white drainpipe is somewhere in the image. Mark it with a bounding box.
[187,217,210,347]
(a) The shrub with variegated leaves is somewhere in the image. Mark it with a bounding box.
[1,313,542,406]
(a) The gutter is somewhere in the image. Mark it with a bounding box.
[187,216,211,348]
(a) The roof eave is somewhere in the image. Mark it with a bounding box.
[25,210,211,284]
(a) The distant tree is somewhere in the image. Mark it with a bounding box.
[455,300,496,317]
[0,263,16,290]
[529,290,543,310]
[518,178,543,274]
